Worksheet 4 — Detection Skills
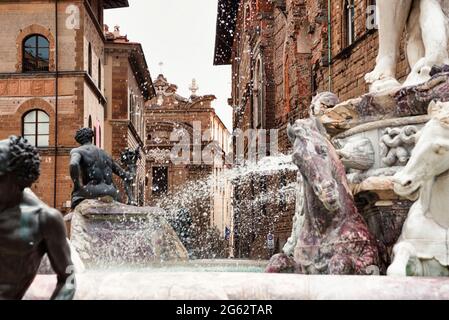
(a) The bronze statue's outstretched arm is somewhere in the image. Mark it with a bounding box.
[41,209,76,300]
[111,159,129,181]
[70,151,82,191]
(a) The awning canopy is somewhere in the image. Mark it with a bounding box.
[103,0,129,9]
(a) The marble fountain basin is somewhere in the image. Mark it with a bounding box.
[25,266,449,300]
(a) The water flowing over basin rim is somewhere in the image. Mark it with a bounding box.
[25,273,449,300]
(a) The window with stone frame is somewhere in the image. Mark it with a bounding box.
[129,91,138,128]
[88,43,93,76]
[88,115,97,146]
[23,34,50,72]
[283,53,291,115]
[98,59,102,90]
[343,0,356,48]
[244,2,251,32]
[98,125,101,148]
[253,57,265,129]
[23,109,50,147]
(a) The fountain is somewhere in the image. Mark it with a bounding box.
[6,1,449,300]
[18,136,449,299]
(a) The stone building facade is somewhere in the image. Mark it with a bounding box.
[214,0,410,258]
[104,25,156,206]
[0,0,129,213]
[215,0,409,150]
[144,75,232,255]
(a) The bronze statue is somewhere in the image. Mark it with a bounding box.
[70,128,129,209]
[120,146,142,206]
[0,136,75,300]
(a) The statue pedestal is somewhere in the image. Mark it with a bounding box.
[67,199,188,268]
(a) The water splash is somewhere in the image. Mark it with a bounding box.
[153,154,298,260]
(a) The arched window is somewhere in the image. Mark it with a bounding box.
[88,43,92,76]
[23,35,49,72]
[23,110,50,147]
[344,0,356,47]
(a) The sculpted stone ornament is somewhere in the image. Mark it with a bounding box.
[70,128,129,209]
[336,137,375,171]
[266,119,380,275]
[366,0,449,92]
[0,136,75,300]
[380,126,418,167]
[309,92,340,117]
[389,101,449,277]
[120,147,142,206]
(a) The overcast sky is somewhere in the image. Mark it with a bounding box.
[105,0,233,131]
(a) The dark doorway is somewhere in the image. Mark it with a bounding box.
[152,167,168,195]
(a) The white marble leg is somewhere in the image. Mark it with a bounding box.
[406,1,425,69]
[404,0,449,86]
[387,242,416,276]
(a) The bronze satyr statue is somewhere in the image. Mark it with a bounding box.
[120,147,142,206]
[70,128,129,209]
[0,136,75,300]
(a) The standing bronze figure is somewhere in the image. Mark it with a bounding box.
[0,136,75,300]
[120,147,142,206]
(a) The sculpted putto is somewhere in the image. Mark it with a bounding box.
[366,0,449,92]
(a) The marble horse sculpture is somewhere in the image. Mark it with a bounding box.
[365,0,449,92]
[389,101,449,277]
[267,118,380,275]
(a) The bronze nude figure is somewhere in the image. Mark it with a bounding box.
[120,146,142,206]
[0,136,75,300]
[70,128,129,209]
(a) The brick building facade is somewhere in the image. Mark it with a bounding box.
[104,25,156,205]
[213,0,409,258]
[0,0,129,213]
[215,0,409,150]
[144,75,232,252]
